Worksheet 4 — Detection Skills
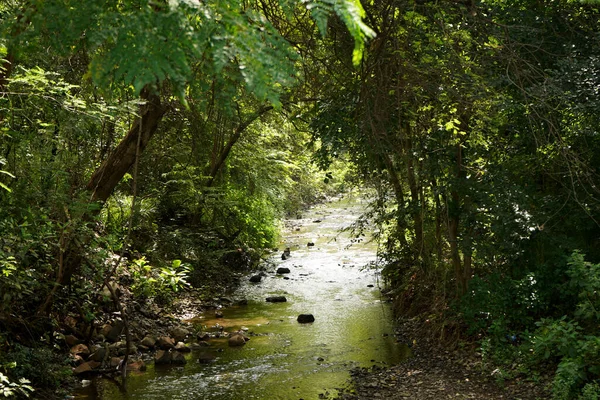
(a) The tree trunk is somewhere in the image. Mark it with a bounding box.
[404,129,425,263]
[449,142,466,295]
[432,179,443,263]
[87,88,167,203]
[60,88,166,286]
[205,105,273,187]
[380,153,408,248]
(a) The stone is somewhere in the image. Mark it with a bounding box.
[70,344,90,358]
[276,267,291,274]
[110,357,122,368]
[198,353,216,364]
[157,336,175,349]
[117,344,137,356]
[175,342,191,352]
[127,360,147,371]
[249,274,262,283]
[140,335,157,348]
[170,327,190,343]
[105,320,125,342]
[89,348,107,362]
[154,350,172,365]
[100,324,112,337]
[197,333,210,341]
[189,342,208,350]
[73,361,101,375]
[307,242,315,247]
[108,341,123,353]
[171,352,187,365]
[297,314,315,323]
[65,334,80,347]
[266,296,287,303]
[228,334,247,347]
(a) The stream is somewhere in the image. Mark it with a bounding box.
[78,195,410,399]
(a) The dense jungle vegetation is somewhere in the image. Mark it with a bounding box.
[1,0,600,398]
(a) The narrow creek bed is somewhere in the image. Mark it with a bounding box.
[76,195,410,399]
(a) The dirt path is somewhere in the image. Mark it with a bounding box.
[336,318,549,400]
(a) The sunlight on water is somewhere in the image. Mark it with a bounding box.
[76,194,410,400]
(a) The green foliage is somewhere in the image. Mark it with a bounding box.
[566,251,600,323]
[160,259,192,293]
[130,257,190,300]
[0,371,34,398]
[1,345,70,393]
[580,382,600,400]
[468,252,600,399]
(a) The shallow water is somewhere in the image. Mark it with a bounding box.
[77,195,410,400]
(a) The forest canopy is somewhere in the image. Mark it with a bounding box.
[1,0,600,399]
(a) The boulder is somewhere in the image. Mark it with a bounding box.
[266,296,287,303]
[175,342,191,352]
[171,352,187,365]
[170,327,190,343]
[110,357,122,368]
[190,342,210,351]
[70,344,90,358]
[105,320,125,342]
[157,336,175,349]
[117,344,137,356]
[89,347,107,362]
[249,274,262,283]
[197,333,210,341]
[127,360,147,371]
[228,334,247,347]
[297,314,315,323]
[100,324,112,337]
[198,353,216,364]
[154,350,172,365]
[64,334,80,347]
[140,335,157,348]
[276,267,290,274]
[73,361,101,375]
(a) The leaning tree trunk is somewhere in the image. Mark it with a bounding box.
[87,88,167,203]
[38,87,167,315]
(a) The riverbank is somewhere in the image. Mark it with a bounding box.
[336,317,550,400]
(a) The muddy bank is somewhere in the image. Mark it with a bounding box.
[336,317,550,400]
